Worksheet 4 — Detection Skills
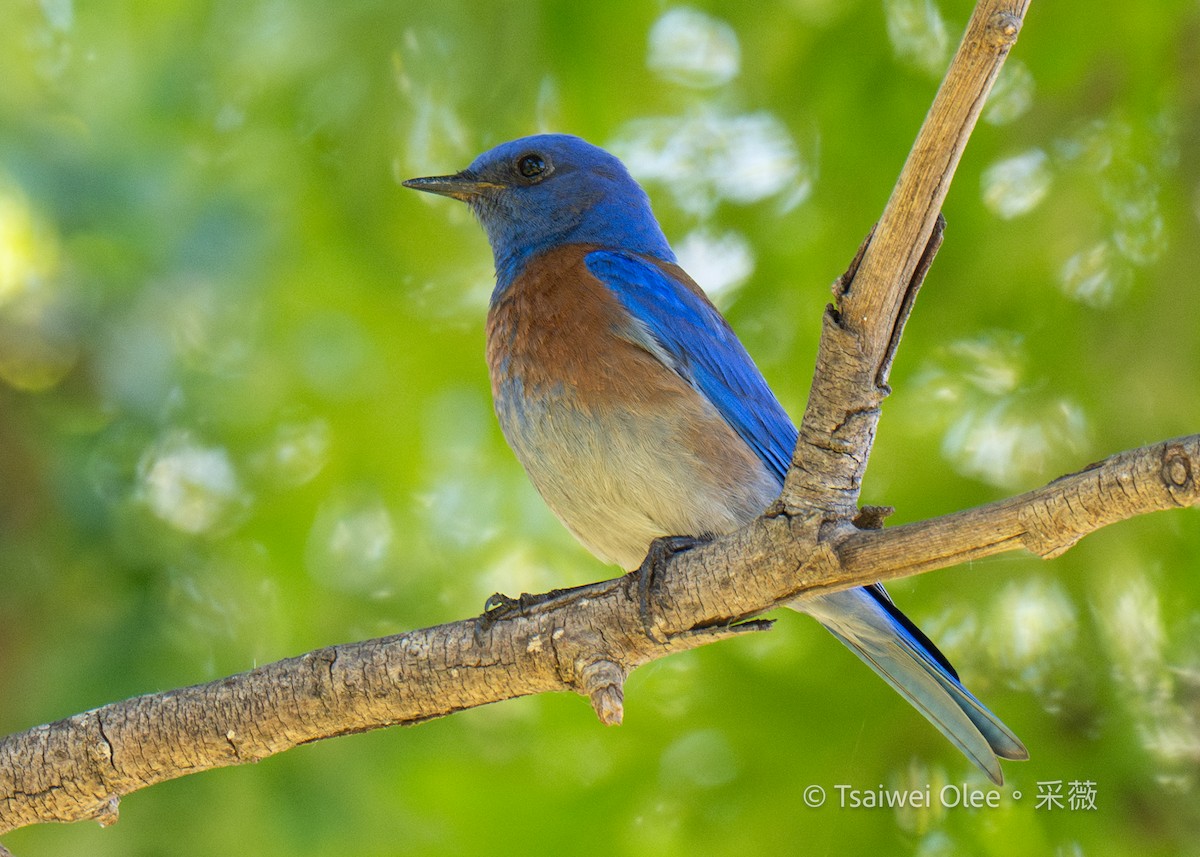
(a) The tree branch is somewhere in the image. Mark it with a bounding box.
[781,0,1028,517]
[3,430,1195,835]
[833,435,1200,588]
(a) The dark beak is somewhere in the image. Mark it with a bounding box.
[402,171,500,201]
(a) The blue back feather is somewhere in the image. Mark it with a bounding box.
[584,250,798,482]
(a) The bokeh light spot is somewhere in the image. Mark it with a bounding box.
[983,60,1035,125]
[647,7,741,89]
[981,149,1052,219]
[673,228,755,307]
[884,0,950,76]
[138,430,246,535]
[611,109,810,217]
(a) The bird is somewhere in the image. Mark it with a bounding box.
[404,133,1027,783]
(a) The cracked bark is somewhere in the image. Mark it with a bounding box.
[3,0,1196,840]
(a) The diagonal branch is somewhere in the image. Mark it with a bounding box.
[782,0,1030,516]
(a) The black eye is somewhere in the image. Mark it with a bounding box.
[517,153,546,178]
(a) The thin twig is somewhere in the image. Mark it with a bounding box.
[780,0,1031,517]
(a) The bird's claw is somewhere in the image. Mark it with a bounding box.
[636,535,706,643]
[474,588,579,645]
[484,591,521,613]
[475,591,526,644]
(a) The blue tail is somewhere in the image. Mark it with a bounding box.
[797,586,1027,784]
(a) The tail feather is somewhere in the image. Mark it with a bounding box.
[797,588,1027,784]
[920,656,1029,762]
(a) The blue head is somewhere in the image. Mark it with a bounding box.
[404,134,675,291]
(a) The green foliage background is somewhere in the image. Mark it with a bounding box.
[2,1,1199,854]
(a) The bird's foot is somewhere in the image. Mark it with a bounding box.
[474,590,547,644]
[636,535,707,643]
[474,584,600,645]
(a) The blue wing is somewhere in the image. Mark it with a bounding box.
[584,249,797,481]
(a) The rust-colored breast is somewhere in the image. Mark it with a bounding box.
[486,244,680,406]
[482,243,780,569]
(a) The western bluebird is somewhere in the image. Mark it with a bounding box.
[405,133,1026,783]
